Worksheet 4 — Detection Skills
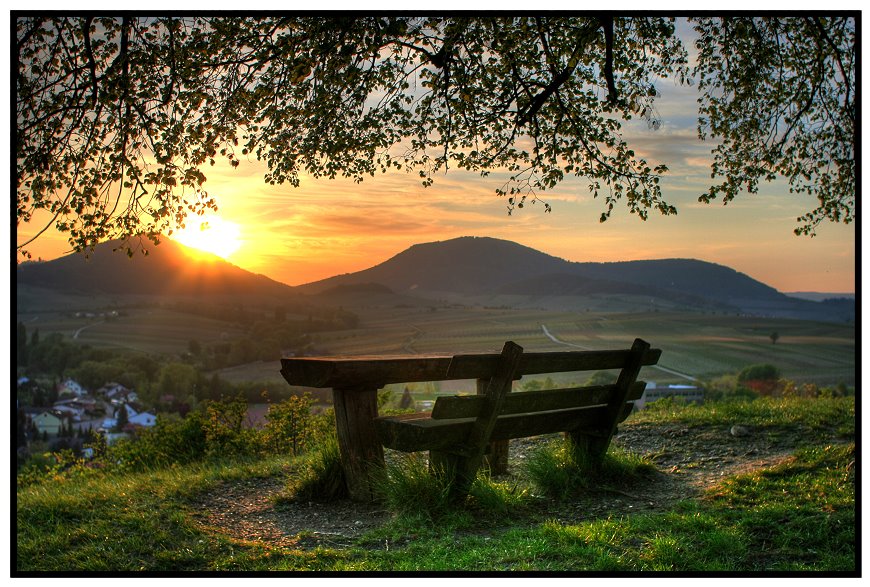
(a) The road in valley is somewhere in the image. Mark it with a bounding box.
[540,324,698,382]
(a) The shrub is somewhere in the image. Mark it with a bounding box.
[736,364,783,396]
[373,453,453,517]
[278,433,347,503]
[262,394,314,456]
[109,411,208,470]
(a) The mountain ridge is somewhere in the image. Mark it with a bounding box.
[16,237,298,301]
[296,236,851,322]
[16,235,853,323]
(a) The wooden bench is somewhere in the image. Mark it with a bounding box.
[281,338,661,501]
[375,339,656,497]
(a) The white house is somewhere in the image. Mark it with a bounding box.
[100,403,139,430]
[99,382,136,400]
[635,382,704,410]
[129,412,157,427]
[58,378,87,397]
[51,404,85,421]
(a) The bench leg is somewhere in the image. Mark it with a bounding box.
[429,450,460,480]
[429,450,475,501]
[566,430,610,463]
[333,387,385,502]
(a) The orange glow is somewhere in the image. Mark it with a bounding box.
[171,215,241,260]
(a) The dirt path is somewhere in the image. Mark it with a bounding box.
[189,420,809,549]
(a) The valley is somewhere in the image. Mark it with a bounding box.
[16,235,856,395]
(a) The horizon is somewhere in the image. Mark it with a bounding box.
[18,232,856,296]
[15,19,856,294]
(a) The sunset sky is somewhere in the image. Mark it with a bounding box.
[15,18,856,294]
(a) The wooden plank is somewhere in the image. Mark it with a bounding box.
[446,348,661,380]
[477,377,508,475]
[280,345,661,389]
[332,387,384,502]
[375,403,635,453]
[454,341,524,493]
[281,355,453,389]
[431,381,646,419]
[572,338,650,459]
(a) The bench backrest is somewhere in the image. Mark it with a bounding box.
[430,381,647,419]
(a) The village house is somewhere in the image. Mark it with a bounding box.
[100,403,157,431]
[98,382,138,404]
[635,382,704,410]
[129,412,157,427]
[51,403,85,421]
[30,410,64,436]
[101,402,137,430]
[57,378,87,398]
[54,395,104,417]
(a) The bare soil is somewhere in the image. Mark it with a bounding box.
[189,421,811,550]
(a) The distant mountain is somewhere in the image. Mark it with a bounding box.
[299,236,575,295]
[299,236,853,322]
[785,292,855,302]
[16,237,298,301]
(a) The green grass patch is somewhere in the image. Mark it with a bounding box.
[16,397,856,572]
[524,439,656,499]
[635,396,855,438]
[275,435,347,503]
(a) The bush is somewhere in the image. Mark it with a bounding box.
[262,394,315,456]
[703,374,760,401]
[202,396,261,458]
[737,363,781,382]
[279,433,347,503]
[373,453,453,517]
[110,411,209,470]
[736,364,783,395]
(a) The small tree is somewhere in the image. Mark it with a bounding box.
[263,394,315,457]
[398,386,414,409]
[17,322,27,366]
[114,403,129,432]
[738,363,782,396]
[770,331,780,345]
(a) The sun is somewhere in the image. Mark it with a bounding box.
[172,215,242,260]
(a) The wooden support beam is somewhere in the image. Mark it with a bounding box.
[453,341,523,497]
[377,403,635,453]
[568,338,650,460]
[332,386,384,502]
[477,377,509,475]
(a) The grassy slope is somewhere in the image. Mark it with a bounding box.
[16,397,855,573]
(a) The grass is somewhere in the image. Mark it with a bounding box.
[276,435,347,503]
[16,396,855,573]
[524,440,656,500]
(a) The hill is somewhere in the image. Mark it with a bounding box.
[16,237,299,302]
[299,236,571,295]
[299,236,852,322]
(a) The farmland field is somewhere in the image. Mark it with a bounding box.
[17,285,855,388]
[306,305,855,388]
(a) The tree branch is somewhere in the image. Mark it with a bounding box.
[82,17,99,106]
[599,15,618,105]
